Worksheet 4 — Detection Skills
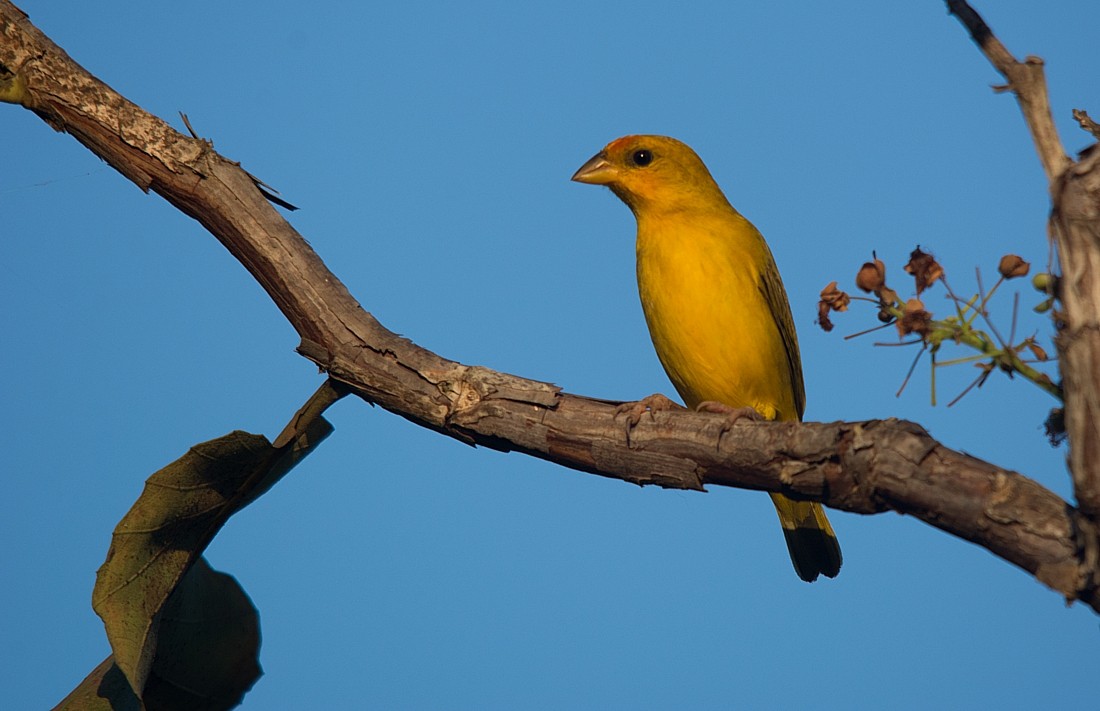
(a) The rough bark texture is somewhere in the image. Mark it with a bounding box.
[1053,151,1100,520]
[948,0,1100,595]
[3,1,1098,610]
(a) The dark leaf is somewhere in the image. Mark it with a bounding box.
[91,423,330,698]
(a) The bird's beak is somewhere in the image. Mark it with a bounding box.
[571,151,616,185]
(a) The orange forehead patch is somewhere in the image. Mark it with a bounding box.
[605,135,641,153]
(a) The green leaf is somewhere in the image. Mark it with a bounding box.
[91,423,330,699]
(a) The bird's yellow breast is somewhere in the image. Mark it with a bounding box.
[635,208,800,422]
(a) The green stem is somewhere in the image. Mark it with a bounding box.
[951,323,1062,402]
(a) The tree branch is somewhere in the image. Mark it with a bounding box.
[945,0,1071,182]
[947,1,1100,551]
[3,1,1097,610]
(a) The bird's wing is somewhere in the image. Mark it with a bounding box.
[759,257,806,420]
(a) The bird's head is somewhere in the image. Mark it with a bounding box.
[571,135,729,214]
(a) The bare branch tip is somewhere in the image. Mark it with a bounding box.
[179,111,200,140]
[1072,108,1100,140]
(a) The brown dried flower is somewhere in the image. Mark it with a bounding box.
[817,301,834,332]
[998,254,1030,279]
[817,281,851,331]
[855,257,886,293]
[904,247,944,294]
[819,281,851,312]
[897,298,932,337]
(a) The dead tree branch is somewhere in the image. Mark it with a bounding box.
[945,0,1071,181]
[2,1,1098,610]
[948,1,1100,566]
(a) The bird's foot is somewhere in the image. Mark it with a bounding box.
[615,393,683,442]
[695,401,764,444]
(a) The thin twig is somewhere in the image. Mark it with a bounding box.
[1073,109,1100,140]
[896,344,928,398]
[975,268,1009,347]
[940,276,969,321]
[930,348,938,406]
[179,111,200,139]
[935,353,991,367]
[947,367,992,407]
[945,0,1070,182]
[845,321,895,340]
[873,338,923,347]
[1008,291,1020,347]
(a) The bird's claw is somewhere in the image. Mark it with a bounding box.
[616,393,683,436]
[695,401,764,440]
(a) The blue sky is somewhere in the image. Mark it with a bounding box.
[4,1,1098,709]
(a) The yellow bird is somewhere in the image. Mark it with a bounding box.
[572,135,841,582]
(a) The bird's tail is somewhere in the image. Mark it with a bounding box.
[769,494,842,582]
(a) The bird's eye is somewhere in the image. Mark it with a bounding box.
[631,149,653,167]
